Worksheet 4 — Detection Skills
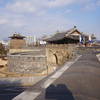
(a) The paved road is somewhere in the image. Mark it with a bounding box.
[32,48,100,100]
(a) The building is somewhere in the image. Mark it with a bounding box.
[0,40,8,46]
[9,33,26,49]
[26,36,37,46]
[43,26,89,44]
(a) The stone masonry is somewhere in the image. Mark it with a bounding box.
[8,45,75,74]
[8,47,47,74]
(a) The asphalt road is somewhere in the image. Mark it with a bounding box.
[33,47,100,100]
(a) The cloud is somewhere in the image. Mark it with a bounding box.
[0,17,8,24]
[0,0,100,39]
[65,9,72,13]
[4,0,92,14]
[47,0,93,8]
[83,3,97,11]
[83,0,100,11]
[6,1,36,13]
[2,0,97,16]
[0,12,27,28]
[47,0,76,7]
[0,8,74,38]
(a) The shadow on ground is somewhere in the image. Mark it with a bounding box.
[0,80,27,100]
[45,84,75,100]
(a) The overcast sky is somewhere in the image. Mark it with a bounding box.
[0,0,100,40]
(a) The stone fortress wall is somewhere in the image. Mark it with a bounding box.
[8,44,75,74]
[8,47,47,74]
[9,39,26,49]
[46,44,74,67]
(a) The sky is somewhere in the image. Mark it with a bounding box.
[0,0,100,40]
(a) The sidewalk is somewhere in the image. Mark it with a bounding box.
[13,50,100,100]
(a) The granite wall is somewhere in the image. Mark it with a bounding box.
[8,44,75,74]
[46,44,75,67]
[8,47,47,74]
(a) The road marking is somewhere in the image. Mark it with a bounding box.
[96,54,100,62]
[13,91,41,100]
[42,62,73,89]
[42,55,82,89]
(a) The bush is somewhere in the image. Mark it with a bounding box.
[0,43,7,57]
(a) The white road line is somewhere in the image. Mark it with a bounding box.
[96,54,100,62]
[13,91,41,100]
[42,55,82,89]
[42,62,72,89]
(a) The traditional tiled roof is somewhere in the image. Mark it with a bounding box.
[44,27,82,42]
[9,33,26,39]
